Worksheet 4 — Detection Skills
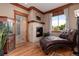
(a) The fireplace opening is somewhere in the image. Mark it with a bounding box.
[36,27,43,37]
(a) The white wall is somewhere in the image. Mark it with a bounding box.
[68,4,79,29]
[0,3,28,18]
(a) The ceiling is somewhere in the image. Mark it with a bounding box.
[20,3,68,12]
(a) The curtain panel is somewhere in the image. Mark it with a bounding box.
[64,8,70,30]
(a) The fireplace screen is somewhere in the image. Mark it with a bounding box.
[36,27,43,37]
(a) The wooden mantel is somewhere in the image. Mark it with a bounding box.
[28,20,45,24]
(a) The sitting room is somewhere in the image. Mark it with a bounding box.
[0,3,79,56]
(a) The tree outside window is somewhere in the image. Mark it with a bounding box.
[52,14,66,31]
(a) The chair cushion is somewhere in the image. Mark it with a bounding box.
[67,29,77,42]
[59,32,68,39]
[59,29,70,39]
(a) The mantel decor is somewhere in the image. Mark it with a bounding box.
[36,16,41,21]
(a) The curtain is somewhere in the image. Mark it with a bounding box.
[64,8,70,30]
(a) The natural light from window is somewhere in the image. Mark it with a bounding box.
[52,14,66,31]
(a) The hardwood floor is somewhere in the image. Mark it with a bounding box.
[7,42,45,56]
[7,42,74,56]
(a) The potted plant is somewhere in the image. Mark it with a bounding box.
[0,22,8,56]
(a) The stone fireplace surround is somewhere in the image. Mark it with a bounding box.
[28,21,44,43]
[28,9,45,43]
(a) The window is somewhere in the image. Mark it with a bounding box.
[52,14,66,31]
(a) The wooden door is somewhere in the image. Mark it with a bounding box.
[14,10,28,47]
[21,16,27,44]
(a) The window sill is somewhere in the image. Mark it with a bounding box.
[52,31,61,33]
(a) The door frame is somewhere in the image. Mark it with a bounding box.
[14,10,28,47]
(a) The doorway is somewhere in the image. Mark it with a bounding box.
[14,10,28,47]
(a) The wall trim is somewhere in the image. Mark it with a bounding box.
[11,3,44,14]
[43,3,73,14]
[11,3,30,11]
[0,16,7,18]
[14,10,29,44]
[11,3,73,15]
[29,6,44,14]
[0,16,14,20]
[14,10,28,17]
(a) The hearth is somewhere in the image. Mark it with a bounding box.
[36,27,43,37]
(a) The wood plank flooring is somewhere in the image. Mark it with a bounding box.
[7,42,45,56]
[7,42,74,56]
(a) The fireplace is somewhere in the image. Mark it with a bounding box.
[36,27,43,37]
